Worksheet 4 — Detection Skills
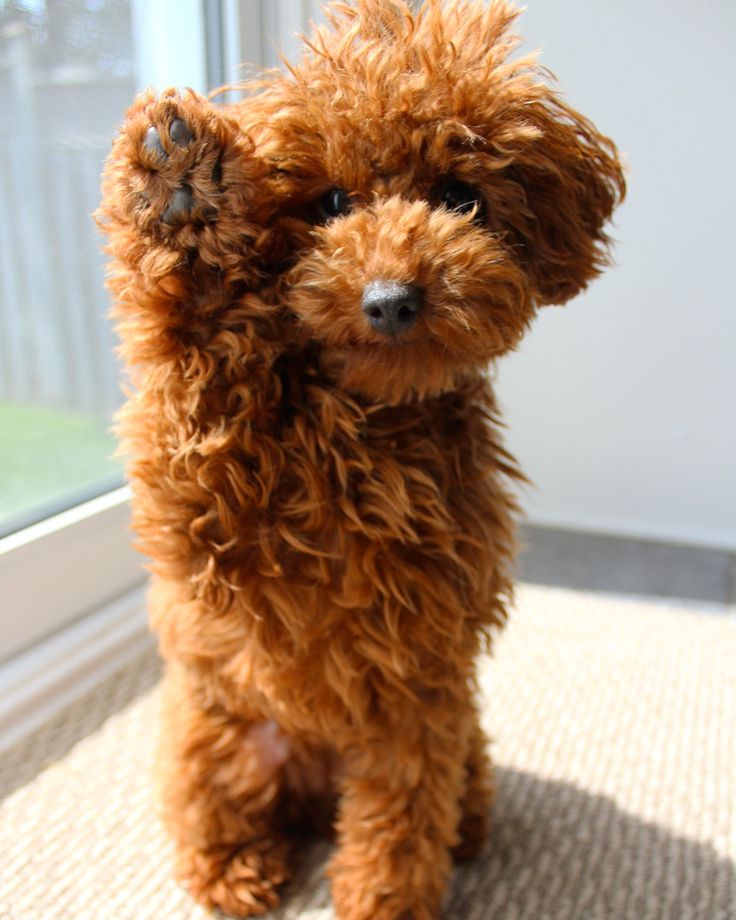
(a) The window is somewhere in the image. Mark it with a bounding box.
[0,0,208,661]
[0,0,133,537]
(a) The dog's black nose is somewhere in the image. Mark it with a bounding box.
[361,281,423,335]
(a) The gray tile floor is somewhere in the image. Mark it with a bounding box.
[517,525,736,611]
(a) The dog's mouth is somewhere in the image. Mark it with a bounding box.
[312,293,527,404]
[316,336,463,404]
[290,278,531,403]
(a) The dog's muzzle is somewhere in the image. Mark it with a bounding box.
[361,280,423,335]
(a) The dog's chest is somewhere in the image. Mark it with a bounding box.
[240,385,505,631]
[271,392,470,558]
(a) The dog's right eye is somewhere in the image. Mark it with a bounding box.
[318,187,353,221]
[437,179,488,225]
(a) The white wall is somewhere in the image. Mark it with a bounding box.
[494,0,736,550]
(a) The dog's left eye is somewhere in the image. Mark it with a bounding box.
[438,180,487,224]
[318,187,353,221]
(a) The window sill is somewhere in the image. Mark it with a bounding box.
[1,487,146,664]
[0,585,152,753]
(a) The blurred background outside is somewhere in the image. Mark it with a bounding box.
[0,0,133,535]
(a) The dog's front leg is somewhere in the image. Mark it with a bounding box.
[328,706,470,920]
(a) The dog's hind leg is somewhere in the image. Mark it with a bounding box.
[157,665,293,917]
[453,714,495,861]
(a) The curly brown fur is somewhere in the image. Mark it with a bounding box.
[99,2,624,917]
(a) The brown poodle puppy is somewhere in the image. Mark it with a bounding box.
[100,1,624,917]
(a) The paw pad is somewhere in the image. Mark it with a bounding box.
[143,118,194,162]
[162,184,195,224]
[139,113,220,228]
[169,117,193,147]
[143,125,167,160]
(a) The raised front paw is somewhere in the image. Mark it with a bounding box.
[102,89,263,266]
[126,91,229,235]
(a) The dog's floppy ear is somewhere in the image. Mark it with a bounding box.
[411,0,625,306]
[505,96,626,306]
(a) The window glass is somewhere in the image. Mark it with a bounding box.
[0,0,135,536]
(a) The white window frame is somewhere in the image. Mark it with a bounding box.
[220,0,325,78]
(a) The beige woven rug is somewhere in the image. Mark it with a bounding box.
[1,584,734,920]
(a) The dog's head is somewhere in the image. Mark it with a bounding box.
[248,0,625,404]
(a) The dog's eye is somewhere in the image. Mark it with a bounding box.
[438,180,487,224]
[318,187,353,221]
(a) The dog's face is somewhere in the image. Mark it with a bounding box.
[248,0,625,404]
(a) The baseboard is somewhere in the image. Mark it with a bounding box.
[0,585,153,753]
[517,524,735,608]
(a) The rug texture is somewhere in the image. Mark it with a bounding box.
[1,585,734,920]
